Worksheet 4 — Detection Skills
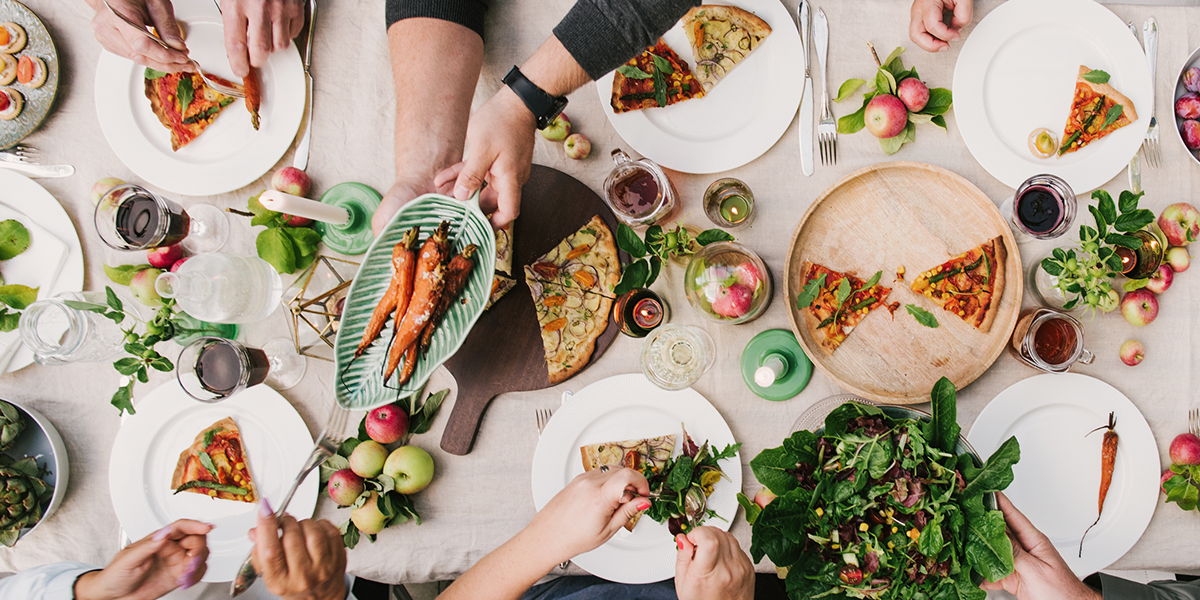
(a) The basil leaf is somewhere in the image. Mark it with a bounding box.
[203,428,222,448]
[652,67,667,108]
[617,64,653,79]
[144,68,169,80]
[695,229,734,246]
[796,272,825,309]
[1100,104,1123,130]
[834,78,865,102]
[0,220,30,260]
[176,76,195,115]
[173,480,248,496]
[906,304,939,328]
[198,451,219,477]
[834,277,851,306]
[1113,209,1154,233]
[650,53,674,75]
[616,224,647,258]
[1040,257,1064,277]
[1118,189,1144,213]
[1082,69,1110,84]
[1098,191,1118,225]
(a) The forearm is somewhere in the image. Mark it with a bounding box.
[518,35,590,98]
[553,0,699,79]
[439,528,562,600]
[388,18,482,184]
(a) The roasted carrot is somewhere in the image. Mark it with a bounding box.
[355,228,419,358]
[395,344,418,387]
[243,67,261,130]
[418,244,478,355]
[1080,412,1118,557]
[383,221,450,380]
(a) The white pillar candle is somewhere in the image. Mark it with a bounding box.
[258,190,351,225]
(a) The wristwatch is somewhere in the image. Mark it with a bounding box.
[502,66,568,130]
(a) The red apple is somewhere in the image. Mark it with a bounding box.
[365,403,408,444]
[130,268,164,307]
[711,283,753,318]
[1120,288,1158,326]
[146,244,182,269]
[1118,339,1144,366]
[864,94,908,139]
[327,469,365,506]
[752,487,776,509]
[564,133,591,159]
[284,214,313,227]
[897,78,929,112]
[348,440,388,478]
[271,167,311,197]
[540,113,571,141]
[1145,264,1174,295]
[1159,203,1200,247]
[734,263,762,290]
[90,177,126,206]
[382,446,435,494]
[1170,433,1200,465]
[1166,247,1190,273]
[170,256,190,273]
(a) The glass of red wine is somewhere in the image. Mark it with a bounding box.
[94,184,229,253]
[176,337,306,402]
[1002,174,1077,240]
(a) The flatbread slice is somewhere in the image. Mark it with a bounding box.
[799,262,892,355]
[581,435,676,530]
[171,417,258,503]
[910,236,1007,333]
[495,221,514,275]
[1058,65,1138,156]
[145,70,236,151]
[486,273,515,310]
[681,5,772,92]
[611,39,705,113]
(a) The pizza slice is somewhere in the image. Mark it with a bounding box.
[486,273,515,310]
[145,69,236,151]
[611,39,705,113]
[1058,65,1138,156]
[681,5,772,92]
[524,215,621,384]
[798,262,892,355]
[495,221,514,275]
[581,435,676,530]
[910,236,1007,333]
[171,417,258,503]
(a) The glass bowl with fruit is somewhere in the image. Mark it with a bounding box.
[684,241,771,324]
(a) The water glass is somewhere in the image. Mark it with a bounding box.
[18,292,132,365]
[640,325,715,390]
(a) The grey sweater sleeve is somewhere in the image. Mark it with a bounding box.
[385,0,488,41]
[553,0,701,80]
[1099,574,1200,600]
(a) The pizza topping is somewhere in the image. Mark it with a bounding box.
[544,317,567,332]
[573,270,596,288]
[173,480,248,496]
[197,451,218,477]
[543,295,566,307]
[532,262,559,279]
[565,244,591,260]
[1028,128,1057,158]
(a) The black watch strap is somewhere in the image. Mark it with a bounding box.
[502,66,568,130]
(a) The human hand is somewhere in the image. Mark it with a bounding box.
[674,527,754,600]
[981,492,1101,600]
[74,519,211,600]
[90,0,191,72]
[249,500,347,600]
[220,0,304,78]
[372,177,455,237]
[526,467,652,564]
[436,86,536,229]
[909,0,973,52]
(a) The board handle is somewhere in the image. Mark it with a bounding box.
[440,390,498,455]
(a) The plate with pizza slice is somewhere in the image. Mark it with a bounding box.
[108,379,319,582]
[953,0,1151,193]
[93,0,304,196]
[593,0,802,174]
[784,162,1022,404]
[531,373,740,584]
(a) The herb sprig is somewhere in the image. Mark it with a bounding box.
[835,46,953,155]
[642,426,740,536]
[233,192,323,275]
[0,219,37,332]
[614,223,733,294]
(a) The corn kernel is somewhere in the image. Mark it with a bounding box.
[831,543,840,550]
[859,523,869,532]
[891,526,898,533]
[815,507,824,517]
[897,266,906,275]
[209,490,217,497]
[887,541,895,549]
[236,462,245,470]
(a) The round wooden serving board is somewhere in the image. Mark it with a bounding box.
[783,162,1022,404]
[440,165,625,455]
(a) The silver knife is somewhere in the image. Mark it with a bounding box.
[0,162,73,178]
[1127,21,1141,193]
[798,1,813,176]
[292,0,317,170]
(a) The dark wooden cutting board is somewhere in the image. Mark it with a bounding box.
[440,165,625,455]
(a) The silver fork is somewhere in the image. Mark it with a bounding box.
[103,1,245,99]
[1189,407,1198,436]
[814,9,836,165]
[231,403,350,597]
[1141,17,1159,168]
[535,408,552,436]
[0,149,34,164]
[5,144,36,160]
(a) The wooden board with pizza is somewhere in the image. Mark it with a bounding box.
[785,162,1022,404]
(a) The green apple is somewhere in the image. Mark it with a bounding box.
[350,491,387,535]
[382,446,435,494]
[348,440,388,478]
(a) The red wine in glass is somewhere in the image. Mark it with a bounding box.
[95,184,228,252]
[196,341,269,395]
[178,337,307,401]
[1010,174,1076,239]
[114,193,190,248]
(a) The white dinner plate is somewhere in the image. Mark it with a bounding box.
[109,379,319,582]
[93,0,305,196]
[0,170,84,373]
[594,0,803,174]
[531,373,742,584]
[967,373,1158,576]
[953,0,1151,193]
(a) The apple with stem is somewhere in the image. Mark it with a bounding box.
[540,113,571,141]
[1119,340,1144,366]
[350,491,388,535]
[382,446,435,494]
[365,403,408,444]
[564,133,591,159]
[327,469,365,506]
[146,245,182,269]
[1120,289,1158,326]
[348,440,389,479]
[1166,247,1190,273]
[1158,203,1200,247]
[130,268,164,307]
[1145,264,1174,295]
[864,94,908,139]
[897,78,929,112]
[1171,433,1200,465]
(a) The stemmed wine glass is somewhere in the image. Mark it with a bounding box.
[176,337,306,402]
[94,184,229,253]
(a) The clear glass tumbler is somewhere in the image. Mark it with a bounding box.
[18,292,133,365]
[640,325,716,390]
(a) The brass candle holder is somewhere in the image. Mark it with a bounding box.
[284,255,359,361]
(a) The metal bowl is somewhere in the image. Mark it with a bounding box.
[1171,45,1200,165]
[0,397,68,546]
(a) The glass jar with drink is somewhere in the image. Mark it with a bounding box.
[603,149,678,226]
[1009,308,1094,373]
[94,184,229,253]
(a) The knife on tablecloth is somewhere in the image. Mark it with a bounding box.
[797,1,814,176]
[292,0,317,170]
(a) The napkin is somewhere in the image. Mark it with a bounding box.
[0,203,70,372]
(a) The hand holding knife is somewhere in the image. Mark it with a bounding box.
[798,0,814,176]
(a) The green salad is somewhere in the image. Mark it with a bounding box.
[740,378,1020,600]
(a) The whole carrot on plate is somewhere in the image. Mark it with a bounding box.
[355,227,419,358]
[1080,411,1117,557]
[383,221,450,381]
[395,344,418,388]
[243,67,261,130]
[418,244,478,355]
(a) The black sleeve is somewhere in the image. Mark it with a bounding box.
[552,0,701,80]
[1098,574,1200,600]
[385,0,488,41]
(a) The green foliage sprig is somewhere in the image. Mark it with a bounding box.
[835,47,953,155]
[0,219,38,332]
[244,193,322,275]
[1039,189,1155,314]
[614,223,733,295]
[1163,464,1200,512]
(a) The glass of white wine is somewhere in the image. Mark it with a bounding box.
[640,324,716,390]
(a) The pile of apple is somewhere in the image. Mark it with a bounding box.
[1118,202,1197,365]
[1161,432,1200,512]
[540,113,591,160]
[326,403,435,547]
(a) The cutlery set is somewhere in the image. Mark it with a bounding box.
[797,1,836,174]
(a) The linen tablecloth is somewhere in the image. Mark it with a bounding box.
[1,0,1199,597]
